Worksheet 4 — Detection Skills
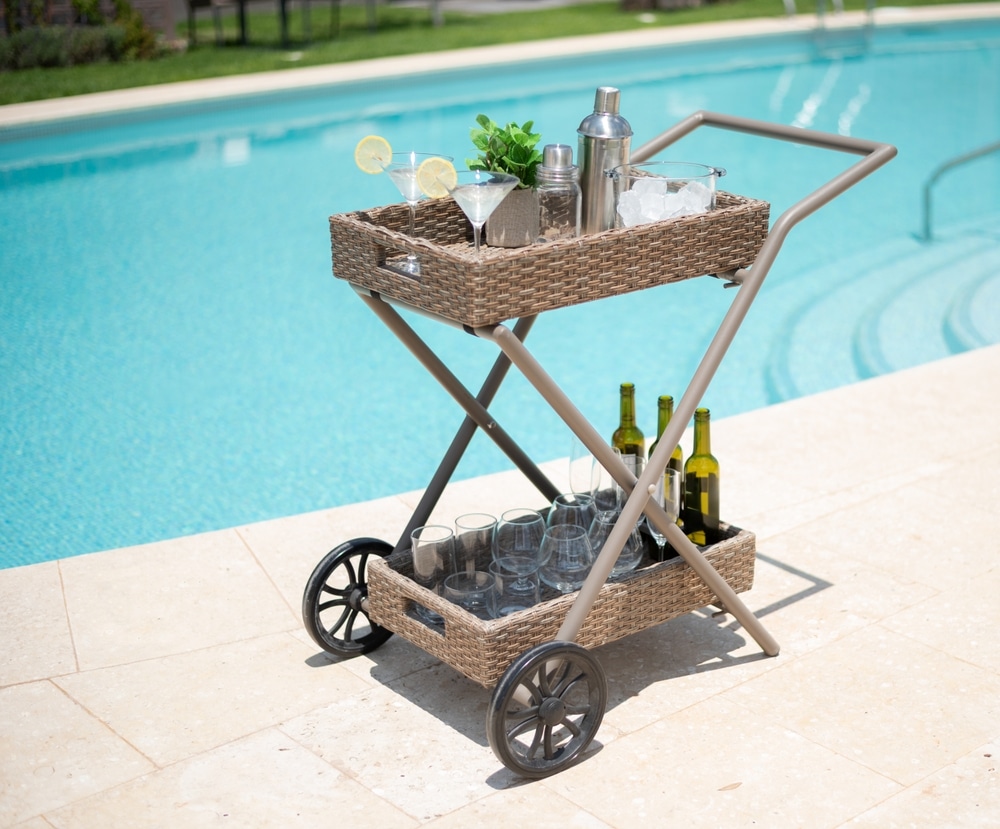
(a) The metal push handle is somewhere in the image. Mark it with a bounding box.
[553,113,897,651]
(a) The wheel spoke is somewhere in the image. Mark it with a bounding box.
[506,709,541,740]
[320,583,350,599]
[551,665,583,699]
[559,716,582,739]
[525,722,545,760]
[356,551,371,583]
[324,604,352,638]
[317,596,350,613]
[563,703,591,717]
[543,725,556,760]
[343,607,359,641]
[342,557,358,586]
[517,677,544,706]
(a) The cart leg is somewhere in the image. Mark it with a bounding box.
[393,315,543,552]
[358,293,561,512]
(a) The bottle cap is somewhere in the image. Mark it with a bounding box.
[577,87,633,139]
[542,143,574,169]
[593,86,621,115]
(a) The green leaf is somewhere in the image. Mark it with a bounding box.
[465,113,543,187]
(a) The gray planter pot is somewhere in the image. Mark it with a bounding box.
[485,187,539,248]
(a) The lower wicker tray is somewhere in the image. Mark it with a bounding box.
[367,521,755,688]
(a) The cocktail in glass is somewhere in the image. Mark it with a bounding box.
[384,152,453,275]
[444,170,519,256]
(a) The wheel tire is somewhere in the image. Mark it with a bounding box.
[487,641,607,778]
[302,537,394,657]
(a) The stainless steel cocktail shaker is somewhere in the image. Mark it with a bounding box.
[577,86,633,234]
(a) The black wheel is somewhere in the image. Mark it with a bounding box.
[302,537,394,657]
[487,641,607,778]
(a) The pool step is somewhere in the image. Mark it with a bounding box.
[764,217,1000,402]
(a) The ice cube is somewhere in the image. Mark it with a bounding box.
[616,189,645,227]
[632,177,668,197]
[639,191,667,223]
[676,181,713,215]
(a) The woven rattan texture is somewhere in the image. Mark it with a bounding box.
[367,523,754,688]
[330,193,770,327]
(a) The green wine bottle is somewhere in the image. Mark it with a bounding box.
[682,407,720,546]
[611,382,645,476]
[648,395,684,481]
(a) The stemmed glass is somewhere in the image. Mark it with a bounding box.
[538,524,596,594]
[588,510,645,577]
[493,508,546,605]
[493,508,545,562]
[647,467,680,562]
[546,493,597,531]
[568,437,599,501]
[445,169,519,256]
[591,448,627,515]
[383,151,453,275]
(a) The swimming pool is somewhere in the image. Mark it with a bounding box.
[2,11,999,568]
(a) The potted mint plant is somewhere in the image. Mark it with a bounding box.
[468,114,544,247]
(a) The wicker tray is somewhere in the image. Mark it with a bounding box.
[330,192,770,327]
[367,522,755,688]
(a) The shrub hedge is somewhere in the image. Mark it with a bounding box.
[0,0,161,70]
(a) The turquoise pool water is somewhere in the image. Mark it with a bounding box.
[2,16,999,567]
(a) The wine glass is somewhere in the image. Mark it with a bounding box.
[568,437,598,501]
[488,555,540,617]
[546,492,597,531]
[591,447,626,515]
[444,169,519,256]
[538,524,595,594]
[493,508,545,562]
[588,509,645,577]
[383,151,454,275]
[647,467,680,562]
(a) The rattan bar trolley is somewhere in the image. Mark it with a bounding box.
[302,112,896,778]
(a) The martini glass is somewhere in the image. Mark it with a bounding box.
[445,170,519,256]
[383,152,453,276]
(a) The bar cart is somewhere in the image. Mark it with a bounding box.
[302,112,896,778]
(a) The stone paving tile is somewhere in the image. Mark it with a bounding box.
[0,561,76,688]
[541,694,901,829]
[844,737,1000,828]
[725,624,1000,788]
[54,632,373,767]
[281,667,516,821]
[59,529,297,671]
[423,783,614,828]
[237,494,416,613]
[0,682,154,827]
[879,563,1000,678]
[43,728,417,828]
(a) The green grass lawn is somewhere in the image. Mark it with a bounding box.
[0,0,990,105]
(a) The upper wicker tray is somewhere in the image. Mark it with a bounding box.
[329,192,770,328]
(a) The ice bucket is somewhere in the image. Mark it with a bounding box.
[609,161,726,228]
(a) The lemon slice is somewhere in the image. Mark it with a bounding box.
[354,135,392,174]
[416,156,458,199]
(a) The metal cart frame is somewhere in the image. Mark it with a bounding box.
[303,112,896,778]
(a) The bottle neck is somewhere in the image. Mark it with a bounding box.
[619,384,636,427]
[656,396,674,439]
[692,408,711,456]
